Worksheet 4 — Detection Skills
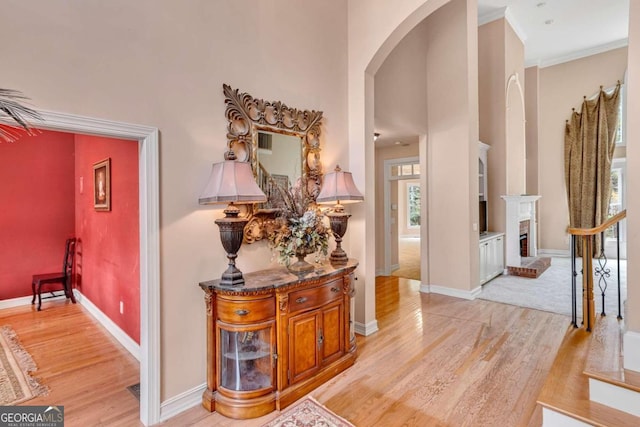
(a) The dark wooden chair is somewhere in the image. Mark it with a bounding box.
[32,238,77,311]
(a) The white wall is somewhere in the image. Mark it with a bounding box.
[0,0,348,403]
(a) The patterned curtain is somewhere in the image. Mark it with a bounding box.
[564,84,621,257]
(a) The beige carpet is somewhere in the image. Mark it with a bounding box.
[262,396,354,427]
[0,325,48,405]
[391,237,420,280]
[479,257,626,317]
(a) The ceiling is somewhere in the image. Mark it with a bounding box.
[479,0,629,68]
[374,0,629,148]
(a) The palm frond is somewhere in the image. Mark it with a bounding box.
[0,88,42,142]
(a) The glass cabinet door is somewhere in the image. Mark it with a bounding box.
[218,324,274,392]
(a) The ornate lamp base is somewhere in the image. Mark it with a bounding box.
[215,205,249,286]
[327,211,351,265]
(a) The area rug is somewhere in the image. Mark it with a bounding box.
[0,325,48,405]
[479,257,627,318]
[262,396,355,427]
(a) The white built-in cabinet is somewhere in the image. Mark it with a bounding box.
[479,232,504,285]
[478,141,504,285]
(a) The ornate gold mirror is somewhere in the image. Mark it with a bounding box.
[223,84,323,243]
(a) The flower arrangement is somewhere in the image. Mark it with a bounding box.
[268,182,331,270]
[0,88,42,142]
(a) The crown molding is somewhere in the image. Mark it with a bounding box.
[535,38,629,69]
[504,8,527,45]
[478,6,506,26]
[478,7,527,45]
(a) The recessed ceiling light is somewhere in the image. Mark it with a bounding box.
[394,141,402,145]
[545,19,554,25]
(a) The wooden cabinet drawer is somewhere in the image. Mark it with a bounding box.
[288,279,343,313]
[217,297,275,323]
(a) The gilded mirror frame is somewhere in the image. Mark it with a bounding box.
[223,84,323,243]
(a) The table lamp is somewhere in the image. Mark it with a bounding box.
[199,151,267,286]
[316,165,364,264]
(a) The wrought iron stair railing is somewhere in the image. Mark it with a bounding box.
[567,210,626,331]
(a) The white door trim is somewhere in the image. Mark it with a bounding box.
[31,110,160,426]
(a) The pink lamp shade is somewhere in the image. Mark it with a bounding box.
[316,165,364,205]
[198,151,266,287]
[199,156,266,205]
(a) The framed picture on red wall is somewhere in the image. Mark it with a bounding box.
[93,158,111,211]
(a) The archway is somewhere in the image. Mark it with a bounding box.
[348,0,478,334]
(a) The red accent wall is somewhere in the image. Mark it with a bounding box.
[0,131,75,300]
[74,135,140,344]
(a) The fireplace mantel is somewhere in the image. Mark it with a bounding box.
[501,195,541,269]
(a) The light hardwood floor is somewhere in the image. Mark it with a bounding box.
[0,300,141,426]
[1,278,570,426]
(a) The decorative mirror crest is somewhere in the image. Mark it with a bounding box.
[223,84,324,243]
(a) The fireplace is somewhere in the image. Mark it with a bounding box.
[501,195,550,278]
[519,220,530,257]
[501,195,541,268]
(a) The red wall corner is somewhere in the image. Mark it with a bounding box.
[75,135,140,344]
[0,131,75,301]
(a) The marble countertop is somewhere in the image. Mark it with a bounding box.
[200,259,359,293]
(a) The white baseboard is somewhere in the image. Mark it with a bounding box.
[420,284,481,300]
[390,263,399,271]
[375,269,386,277]
[624,330,640,372]
[542,407,591,426]
[589,377,640,417]
[160,382,207,422]
[538,249,570,257]
[354,320,379,336]
[73,290,141,361]
[0,294,66,310]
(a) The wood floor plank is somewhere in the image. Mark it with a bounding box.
[1,277,569,426]
[0,300,141,427]
[538,315,640,426]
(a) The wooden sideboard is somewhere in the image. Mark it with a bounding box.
[199,260,358,419]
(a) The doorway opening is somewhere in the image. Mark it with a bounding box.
[383,157,421,280]
[31,110,160,426]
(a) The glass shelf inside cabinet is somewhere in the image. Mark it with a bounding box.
[220,328,273,391]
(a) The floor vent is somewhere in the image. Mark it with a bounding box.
[127,383,140,401]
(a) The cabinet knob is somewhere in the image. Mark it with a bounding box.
[235,309,250,316]
[295,297,308,304]
[331,287,341,293]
